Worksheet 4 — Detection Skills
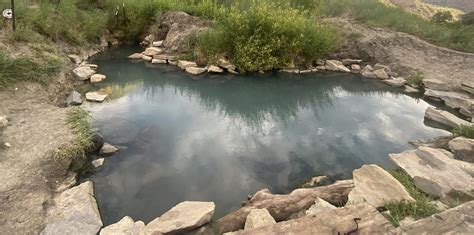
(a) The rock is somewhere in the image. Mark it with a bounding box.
[299,69,313,74]
[342,59,362,66]
[91,132,104,154]
[316,59,325,66]
[152,41,164,47]
[153,54,177,61]
[186,67,207,75]
[390,146,474,198]
[373,63,392,73]
[325,60,350,73]
[424,107,472,129]
[178,60,197,70]
[361,65,376,78]
[90,74,106,83]
[82,63,99,69]
[351,64,361,72]
[305,198,336,216]
[448,137,474,163]
[244,209,276,230]
[461,81,474,95]
[315,65,325,70]
[100,216,145,235]
[280,69,300,74]
[143,201,215,234]
[217,58,237,71]
[404,85,419,93]
[383,77,407,87]
[409,135,453,149]
[41,181,102,235]
[160,11,211,53]
[99,143,119,157]
[151,59,167,64]
[128,53,143,60]
[4,142,11,148]
[347,165,415,208]
[235,203,395,234]
[142,34,155,46]
[398,217,415,227]
[143,47,163,56]
[424,89,474,117]
[72,66,96,81]
[142,54,153,62]
[68,54,82,64]
[301,175,329,188]
[373,69,389,80]
[85,91,108,103]
[399,201,474,234]
[92,158,104,168]
[0,116,8,128]
[207,65,224,73]
[423,79,446,91]
[66,91,83,106]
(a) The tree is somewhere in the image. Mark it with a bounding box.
[431,11,453,24]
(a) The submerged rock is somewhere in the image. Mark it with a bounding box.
[305,198,336,216]
[100,216,145,235]
[143,201,215,234]
[347,164,414,208]
[99,143,119,157]
[325,60,350,73]
[41,181,102,235]
[90,74,106,83]
[390,146,474,198]
[185,66,207,75]
[85,91,108,103]
[244,209,276,230]
[448,137,474,163]
[72,66,96,81]
[424,107,471,129]
[66,91,83,106]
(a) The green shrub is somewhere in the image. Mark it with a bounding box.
[461,12,474,26]
[406,71,424,87]
[453,125,474,138]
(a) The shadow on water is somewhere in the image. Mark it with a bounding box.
[87,47,448,225]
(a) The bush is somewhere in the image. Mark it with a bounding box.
[406,71,424,87]
[453,125,474,138]
[431,11,453,24]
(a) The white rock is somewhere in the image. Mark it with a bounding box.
[305,198,336,216]
[424,107,472,129]
[41,181,102,235]
[4,142,11,148]
[208,65,224,73]
[142,201,215,234]
[178,60,197,70]
[92,158,104,168]
[404,85,419,93]
[66,91,83,106]
[128,53,143,60]
[152,41,164,47]
[373,69,389,80]
[347,165,415,208]
[185,66,207,75]
[143,47,163,56]
[0,116,8,129]
[384,77,407,87]
[299,69,313,74]
[141,55,152,62]
[280,69,300,74]
[244,208,276,230]
[217,58,236,71]
[325,60,350,73]
[72,66,96,81]
[448,137,474,163]
[100,216,145,235]
[151,59,167,64]
[85,91,108,103]
[424,89,474,117]
[90,74,106,83]
[99,143,119,157]
[315,65,326,70]
[390,146,474,198]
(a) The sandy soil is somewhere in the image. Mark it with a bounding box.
[0,83,75,234]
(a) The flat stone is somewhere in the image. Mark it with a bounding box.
[208,65,224,73]
[151,59,167,64]
[186,66,207,75]
[325,60,350,73]
[217,58,236,71]
[142,55,153,62]
[0,116,8,129]
[153,54,177,61]
[244,209,276,230]
[342,59,362,66]
[280,69,299,73]
[128,53,144,60]
[373,69,389,80]
[100,216,145,235]
[237,203,395,234]
[423,79,447,91]
[347,164,415,208]
[81,63,99,69]
[351,64,361,72]
[66,91,83,106]
[399,201,474,234]
[461,81,474,95]
[425,89,474,117]
[152,41,164,47]
[99,143,119,157]
[390,146,474,198]
[72,66,95,81]
[404,85,419,93]
[92,158,104,168]
[178,60,197,70]
[41,181,102,235]
[315,65,325,70]
[299,69,313,74]
[305,198,336,216]
[142,201,215,234]
[143,47,163,56]
[384,77,407,87]
[449,137,474,163]
[85,91,108,103]
[424,107,472,129]
[90,74,106,83]
[373,63,392,74]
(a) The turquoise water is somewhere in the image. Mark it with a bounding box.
[88,47,448,225]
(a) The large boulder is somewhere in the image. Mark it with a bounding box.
[325,60,350,73]
[424,107,472,129]
[41,181,102,235]
[100,216,145,235]
[244,209,276,230]
[399,201,474,234]
[347,165,415,208]
[142,201,215,234]
[305,197,336,216]
[234,203,395,234]
[157,11,211,53]
[72,66,96,81]
[448,137,474,163]
[389,146,474,198]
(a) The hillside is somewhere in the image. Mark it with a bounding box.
[425,0,474,12]
[382,0,464,19]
